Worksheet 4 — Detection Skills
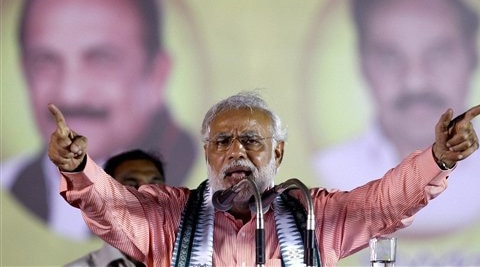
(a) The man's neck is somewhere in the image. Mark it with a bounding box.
[229,203,252,224]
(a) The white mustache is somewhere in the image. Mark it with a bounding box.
[221,159,257,177]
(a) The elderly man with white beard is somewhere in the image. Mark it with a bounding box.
[47,91,480,266]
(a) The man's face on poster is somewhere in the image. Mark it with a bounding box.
[359,0,477,147]
[21,0,170,159]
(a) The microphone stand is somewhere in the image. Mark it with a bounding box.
[244,176,265,267]
[251,178,315,267]
[212,176,265,267]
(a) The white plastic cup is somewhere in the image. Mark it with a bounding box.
[369,237,397,267]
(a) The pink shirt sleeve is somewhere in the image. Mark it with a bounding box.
[308,146,450,265]
[59,155,189,266]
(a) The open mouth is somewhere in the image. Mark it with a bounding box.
[224,166,252,182]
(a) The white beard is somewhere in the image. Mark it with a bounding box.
[208,156,277,203]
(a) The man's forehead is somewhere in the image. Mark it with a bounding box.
[365,0,459,30]
[213,108,269,120]
[210,109,270,124]
[362,1,464,53]
[115,159,161,174]
[208,109,272,133]
[25,0,144,38]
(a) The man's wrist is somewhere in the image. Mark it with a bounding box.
[73,155,87,172]
[61,155,87,173]
[432,148,454,170]
[436,159,451,170]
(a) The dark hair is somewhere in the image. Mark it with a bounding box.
[351,0,479,44]
[18,0,163,58]
[103,149,165,182]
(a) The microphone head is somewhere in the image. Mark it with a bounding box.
[212,190,233,211]
[249,187,277,213]
[212,176,255,211]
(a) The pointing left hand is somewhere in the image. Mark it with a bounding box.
[433,105,480,168]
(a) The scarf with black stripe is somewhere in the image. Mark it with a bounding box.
[171,180,322,267]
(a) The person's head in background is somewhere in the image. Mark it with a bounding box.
[19,0,171,160]
[104,149,165,189]
[352,0,478,157]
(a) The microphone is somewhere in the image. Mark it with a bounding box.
[212,178,250,211]
[250,178,315,267]
[211,176,265,267]
[249,180,295,213]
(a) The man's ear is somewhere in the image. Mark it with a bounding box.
[204,143,209,164]
[274,141,285,167]
[145,51,172,108]
[21,54,33,85]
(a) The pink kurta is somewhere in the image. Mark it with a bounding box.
[59,147,448,266]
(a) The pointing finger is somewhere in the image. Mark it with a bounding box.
[464,104,480,122]
[447,104,480,131]
[48,103,70,136]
